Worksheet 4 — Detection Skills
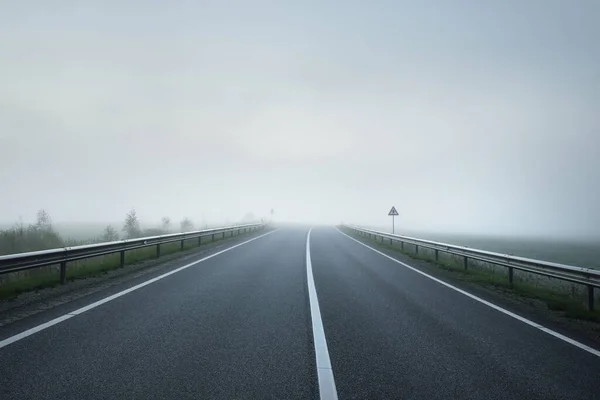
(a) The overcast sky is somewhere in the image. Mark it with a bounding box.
[1,1,599,238]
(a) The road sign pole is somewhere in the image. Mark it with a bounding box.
[388,206,399,234]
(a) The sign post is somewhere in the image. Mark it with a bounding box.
[388,206,399,234]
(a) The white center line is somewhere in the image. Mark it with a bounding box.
[0,229,278,350]
[306,228,338,400]
[337,227,600,359]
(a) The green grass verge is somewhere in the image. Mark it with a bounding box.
[0,272,62,299]
[343,228,600,323]
[0,230,250,301]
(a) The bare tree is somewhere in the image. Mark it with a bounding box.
[122,208,142,239]
[180,218,193,232]
[35,209,52,231]
[161,216,171,233]
[102,225,119,241]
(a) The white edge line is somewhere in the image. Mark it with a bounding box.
[336,228,600,359]
[306,228,338,400]
[0,229,278,350]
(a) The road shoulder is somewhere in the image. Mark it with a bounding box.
[339,227,600,349]
[0,228,274,332]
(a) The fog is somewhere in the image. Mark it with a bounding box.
[1,1,599,239]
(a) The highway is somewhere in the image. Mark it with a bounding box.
[1,226,599,399]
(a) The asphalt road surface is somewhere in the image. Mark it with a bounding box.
[1,226,599,399]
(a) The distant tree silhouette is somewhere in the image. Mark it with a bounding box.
[122,208,142,239]
[180,218,193,232]
[102,225,119,241]
[0,210,63,255]
[161,216,171,233]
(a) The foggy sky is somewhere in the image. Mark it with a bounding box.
[1,1,599,238]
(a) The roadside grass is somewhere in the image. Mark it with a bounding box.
[0,271,62,300]
[0,230,244,301]
[342,228,600,323]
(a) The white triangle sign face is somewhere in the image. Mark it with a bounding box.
[388,206,399,216]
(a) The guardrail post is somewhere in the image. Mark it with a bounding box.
[198,236,202,246]
[416,245,419,255]
[212,233,215,241]
[156,244,161,258]
[120,251,125,267]
[60,261,67,284]
[588,286,595,311]
[390,238,393,246]
[434,249,439,261]
[222,232,225,239]
[463,256,468,270]
[401,241,404,251]
[508,267,514,286]
[180,240,184,250]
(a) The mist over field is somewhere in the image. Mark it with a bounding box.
[2,1,599,245]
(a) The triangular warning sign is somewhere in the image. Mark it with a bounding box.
[388,206,399,216]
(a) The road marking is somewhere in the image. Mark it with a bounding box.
[0,229,278,350]
[306,228,338,400]
[336,228,600,359]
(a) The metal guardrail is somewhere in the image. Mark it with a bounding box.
[343,225,600,311]
[0,223,265,284]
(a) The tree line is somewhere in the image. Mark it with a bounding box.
[0,208,196,256]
